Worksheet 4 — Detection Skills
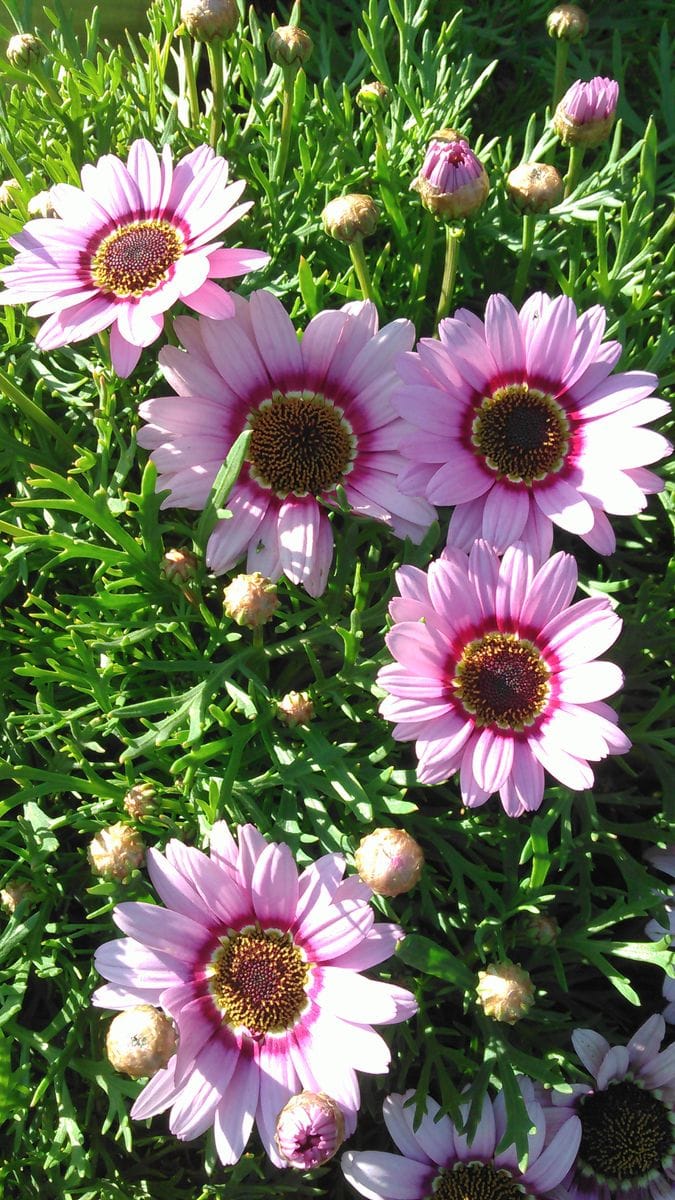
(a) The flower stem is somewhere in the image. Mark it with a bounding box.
[207,41,225,150]
[435,223,462,330]
[181,32,200,129]
[513,214,536,306]
[274,65,296,183]
[564,143,586,197]
[413,211,437,326]
[349,236,379,306]
[552,39,569,109]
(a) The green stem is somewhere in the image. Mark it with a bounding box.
[181,32,200,129]
[33,61,62,108]
[564,143,586,197]
[349,236,379,306]
[207,41,225,150]
[0,367,72,453]
[414,210,437,326]
[435,223,462,330]
[552,39,569,109]
[274,65,297,183]
[513,214,536,305]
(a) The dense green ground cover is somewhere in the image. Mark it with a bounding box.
[0,1,672,1197]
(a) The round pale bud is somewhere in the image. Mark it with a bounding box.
[322,194,378,244]
[356,80,391,113]
[223,572,279,628]
[87,823,145,881]
[267,25,313,69]
[523,913,560,946]
[476,961,535,1025]
[180,0,239,41]
[506,162,563,214]
[27,188,57,218]
[7,32,44,68]
[161,547,198,584]
[123,784,155,820]
[275,1091,345,1169]
[277,691,314,728]
[554,76,619,148]
[1,881,31,913]
[412,136,489,219]
[0,178,19,208]
[106,1006,177,1078]
[355,828,424,897]
[546,4,589,41]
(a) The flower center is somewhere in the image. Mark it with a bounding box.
[211,926,309,1036]
[453,633,551,730]
[578,1080,675,1186]
[90,219,184,297]
[472,384,569,484]
[247,391,356,498]
[429,1163,533,1200]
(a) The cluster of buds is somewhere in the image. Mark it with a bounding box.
[554,76,619,148]
[123,783,155,820]
[7,32,44,68]
[180,0,239,41]
[106,1006,177,1078]
[546,4,589,42]
[275,1091,345,1169]
[412,130,489,220]
[507,162,563,215]
[322,194,378,244]
[267,25,313,70]
[476,961,535,1025]
[223,572,279,628]
[87,823,145,881]
[277,691,314,728]
[355,828,424,897]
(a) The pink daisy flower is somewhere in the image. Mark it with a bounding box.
[0,140,268,376]
[342,1080,582,1200]
[542,1014,675,1200]
[137,290,435,595]
[393,293,670,560]
[377,539,631,815]
[645,847,675,1025]
[92,822,417,1166]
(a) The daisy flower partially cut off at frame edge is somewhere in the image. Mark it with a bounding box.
[138,290,436,596]
[342,1079,581,1200]
[378,539,630,814]
[0,139,268,376]
[92,821,417,1167]
[393,292,670,561]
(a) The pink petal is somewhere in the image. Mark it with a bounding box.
[278,496,333,597]
[131,1059,179,1121]
[341,1151,435,1200]
[314,967,398,1024]
[251,842,299,931]
[484,293,526,383]
[249,288,303,381]
[557,661,623,702]
[205,484,270,576]
[426,457,493,505]
[207,246,270,278]
[183,279,235,319]
[113,901,210,961]
[109,324,143,376]
[534,477,595,534]
[213,1048,259,1164]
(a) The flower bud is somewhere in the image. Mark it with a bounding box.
[161,547,198,584]
[105,1006,177,1078]
[0,178,19,208]
[412,134,489,219]
[1,881,31,913]
[356,80,391,113]
[355,828,424,897]
[546,4,589,41]
[267,25,313,69]
[87,823,145,881]
[223,572,279,628]
[554,76,619,148]
[277,691,314,727]
[275,1091,345,1169]
[322,194,378,244]
[506,162,563,214]
[123,783,155,820]
[26,188,57,218]
[522,913,560,946]
[7,32,44,68]
[476,961,535,1025]
[180,0,239,41]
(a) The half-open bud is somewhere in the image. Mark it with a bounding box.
[223,572,279,628]
[277,691,315,727]
[322,194,378,244]
[180,0,239,41]
[554,76,619,148]
[412,133,489,219]
[106,1006,177,1078]
[267,25,313,69]
[275,1091,345,1169]
[506,162,563,214]
[161,547,198,584]
[476,960,535,1024]
[87,823,145,881]
[355,828,425,897]
[546,4,589,41]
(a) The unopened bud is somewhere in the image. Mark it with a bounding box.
[223,572,279,628]
[26,188,58,218]
[412,135,489,220]
[1,881,31,913]
[546,5,589,41]
[161,547,198,584]
[355,828,424,897]
[0,178,19,209]
[275,1091,345,1169]
[356,81,391,113]
[554,76,619,149]
[106,1006,177,1078]
[277,691,314,727]
[322,194,378,244]
[476,961,535,1025]
[522,913,560,946]
[506,162,563,214]
[87,823,145,881]
[180,0,239,41]
[267,25,313,69]
[123,784,155,820]
[7,32,44,68]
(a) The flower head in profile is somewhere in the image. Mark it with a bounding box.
[93,822,417,1165]
[138,290,435,595]
[0,140,268,376]
[342,1081,581,1200]
[542,1014,675,1200]
[645,846,675,1024]
[554,76,619,148]
[394,292,670,559]
[377,540,631,814]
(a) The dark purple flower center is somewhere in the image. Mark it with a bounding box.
[211,926,309,1036]
[454,633,551,729]
[577,1080,675,1186]
[472,384,569,484]
[247,391,356,497]
[429,1163,532,1200]
[90,218,183,297]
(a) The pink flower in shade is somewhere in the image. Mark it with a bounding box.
[137,290,436,595]
[0,140,268,377]
[542,1015,675,1200]
[342,1081,582,1200]
[92,822,417,1167]
[393,293,670,561]
[377,539,631,815]
[645,847,675,1024]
